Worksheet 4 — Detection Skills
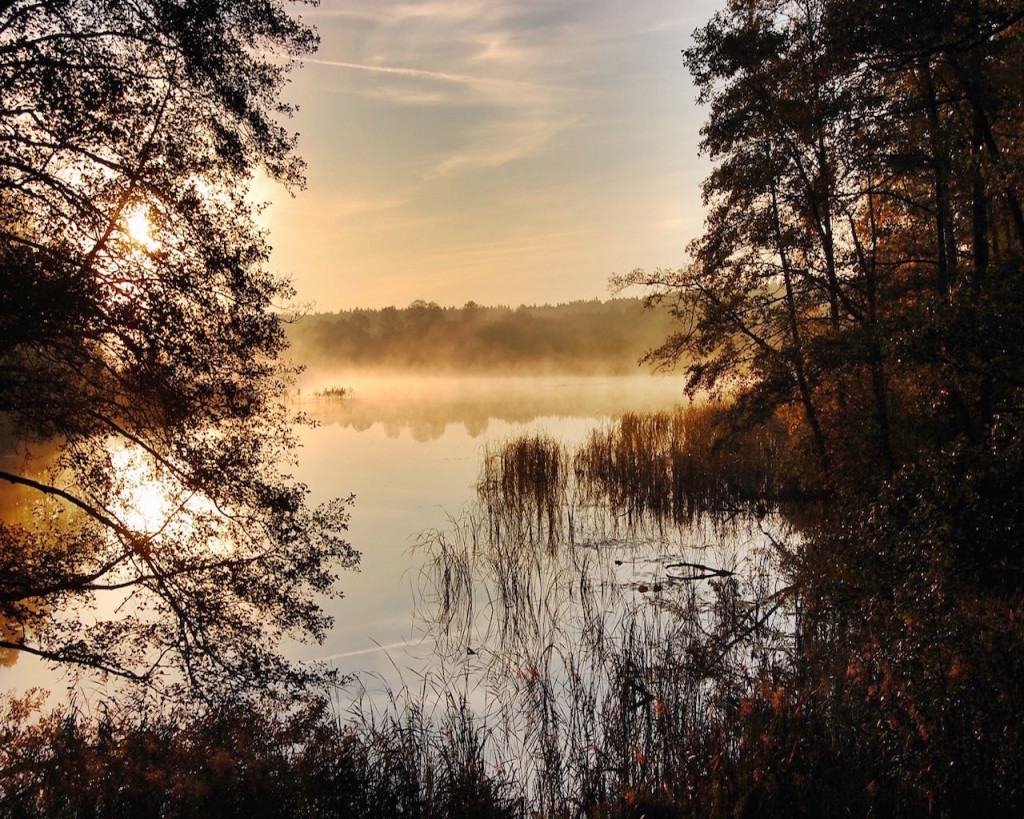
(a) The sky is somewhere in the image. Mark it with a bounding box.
[260,0,723,311]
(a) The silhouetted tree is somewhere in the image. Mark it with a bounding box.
[619,0,1024,811]
[621,0,1024,492]
[0,0,358,702]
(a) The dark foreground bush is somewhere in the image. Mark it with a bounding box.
[0,695,522,819]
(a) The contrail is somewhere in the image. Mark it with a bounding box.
[318,640,415,661]
[305,57,581,94]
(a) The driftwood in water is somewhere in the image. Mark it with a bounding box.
[664,561,736,581]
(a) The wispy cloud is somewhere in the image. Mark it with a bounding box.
[275,0,717,309]
[425,109,581,178]
[303,0,519,26]
[304,1,613,178]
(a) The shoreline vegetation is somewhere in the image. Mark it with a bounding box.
[6,395,1022,816]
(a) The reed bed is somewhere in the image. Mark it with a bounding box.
[314,385,351,399]
[1,406,800,819]
[576,403,787,526]
[472,404,787,556]
[477,433,573,550]
[405,413,795,817]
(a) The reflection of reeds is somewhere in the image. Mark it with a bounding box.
[407,502,792,816]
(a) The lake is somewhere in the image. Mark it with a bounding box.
[2,372,781,713]
[287,374,691,680]
[283,373,787,726]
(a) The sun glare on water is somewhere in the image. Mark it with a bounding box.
[110,446,178,535]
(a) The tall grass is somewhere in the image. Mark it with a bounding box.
[477,434,570,550]
[314,385,350,400]
[575,403,788,526]
[473,403,789,550]
[407,408,795,816]
[0,691,526,819]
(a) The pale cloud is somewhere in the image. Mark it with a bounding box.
[304,0,525,26]
[309,57,586,177]
[305,57,580,96]
[322,194,409,218]
[420,227,589,258]
[425,108,582,177]
[304,1,603,178]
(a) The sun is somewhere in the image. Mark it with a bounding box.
[109,445,173,535]
[107,442,227,551]
[124,207,155,249]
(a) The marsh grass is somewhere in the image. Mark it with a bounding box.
[406,539,792,817]
[405,406,796,817]
[477,434,571,550]
[314,385,351,400]
[576,403,788,526]
[1,404,801,818]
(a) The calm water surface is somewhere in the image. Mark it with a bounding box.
[2,374,694,701]
[289,375,689,683]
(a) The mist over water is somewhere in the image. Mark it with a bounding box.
[294,372,690,440]
[283,372,786,723]
[3,371,745,709]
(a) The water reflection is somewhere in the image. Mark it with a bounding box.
[416,430,789,676]
[381,420,795,798]
[294,374,688,440]
[2,375,726,705]
[286,373,795,764]
[107,444,219,545]
[286,375,692,686]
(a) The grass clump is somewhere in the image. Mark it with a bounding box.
[575,403,791,526]
[314,385,351,400]
[477,433,570,549]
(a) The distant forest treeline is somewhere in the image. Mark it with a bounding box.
[286,298,676,374]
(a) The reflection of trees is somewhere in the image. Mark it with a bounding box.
[300,377,687,441]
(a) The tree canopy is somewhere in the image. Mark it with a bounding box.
[622,0,1024,496]
[287,299,678,375]
[0,0,358,702]
[617,0,1024,809]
